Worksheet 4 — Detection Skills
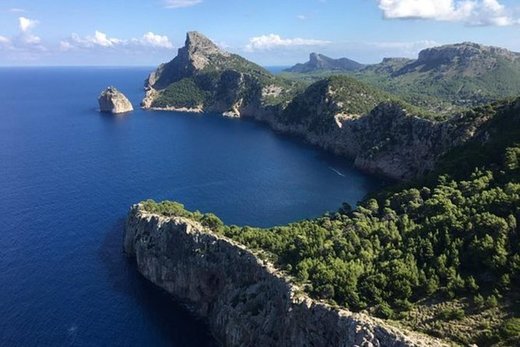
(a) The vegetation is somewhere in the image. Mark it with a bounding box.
[153,78,209,108]
[141,97,520,345]
[281,45,520,119]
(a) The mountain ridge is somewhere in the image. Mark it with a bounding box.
[285,53,365,73]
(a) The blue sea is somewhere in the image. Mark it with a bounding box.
[0,67,384,346]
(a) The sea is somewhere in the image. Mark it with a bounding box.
[0,67,384,346]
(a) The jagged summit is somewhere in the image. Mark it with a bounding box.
[145,31,233,91]
[285,53,365,73]
[181,31,230,68]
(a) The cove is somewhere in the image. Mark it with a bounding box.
[0,67,384,346]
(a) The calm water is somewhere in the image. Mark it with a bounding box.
[0,67,383,346]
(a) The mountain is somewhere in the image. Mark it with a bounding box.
[283,42,520,111]
[142,31,299,116]
[356,42,520,107]
[285,53,364,73]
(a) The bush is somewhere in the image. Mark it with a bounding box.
[501,318,520,338]
[438,307,465,321]
[376,302,394,319]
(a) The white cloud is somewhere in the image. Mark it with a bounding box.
[22,34,41,45]
[136,32,173,48]
[60,31,174,51]
[164,0,202,8]
[377,0,519,26]
[297,15,307,20]
[0,35,10,45]
[9,8,25,13]
[245,34,331,52]
[19,17,38,32]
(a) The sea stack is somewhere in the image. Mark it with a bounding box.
[98,86,134,114]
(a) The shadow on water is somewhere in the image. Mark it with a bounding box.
[99,218,217,347]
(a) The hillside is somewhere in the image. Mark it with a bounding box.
[356,42,520,109]
[142,31,301,116]
[283,42,520,115]
[285,53,364,73]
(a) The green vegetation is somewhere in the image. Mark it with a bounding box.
[141,97,520,345]
[153,78,209,108]
[279,75,440,130]
[151,48,302,110]
[281,46,520,119]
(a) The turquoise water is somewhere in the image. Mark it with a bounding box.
[0,67,384,346]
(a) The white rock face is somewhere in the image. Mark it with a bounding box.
[98,86,134,114]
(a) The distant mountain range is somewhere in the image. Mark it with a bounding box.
[285,42,520,108]
[284,53,365,73]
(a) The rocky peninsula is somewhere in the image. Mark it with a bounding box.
[124,204,446,347]
[98,86,133,114]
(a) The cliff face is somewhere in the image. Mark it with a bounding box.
[98,86,133,114]
[124,205,446,347]
[249,78,487,180]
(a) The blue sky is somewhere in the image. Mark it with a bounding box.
[1,0,520,66]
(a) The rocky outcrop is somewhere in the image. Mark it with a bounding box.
[98,86,133,114]
[285,53,365,73]
[125,204,447,347]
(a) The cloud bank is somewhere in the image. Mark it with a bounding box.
[377,0,519,26]
[60,31,173,51]
[245,34,331,52]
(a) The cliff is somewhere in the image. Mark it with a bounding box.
[98,86,133,114]
[251,77,488,180]
[124,204,447,347]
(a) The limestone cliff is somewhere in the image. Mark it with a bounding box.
[249,78,489,180]
[98,86,133,114]
[124,204,446,347]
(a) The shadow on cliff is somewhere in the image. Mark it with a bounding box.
[98,218,217,347]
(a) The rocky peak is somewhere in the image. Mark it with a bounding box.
[309,52,321,64]
[178,31,230,71]
[98,86,133,114]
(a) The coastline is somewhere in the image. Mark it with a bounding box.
[124,204,447,347]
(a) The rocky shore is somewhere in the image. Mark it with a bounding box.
[124,204,447,347]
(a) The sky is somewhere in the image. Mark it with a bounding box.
[1,0,520,66]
